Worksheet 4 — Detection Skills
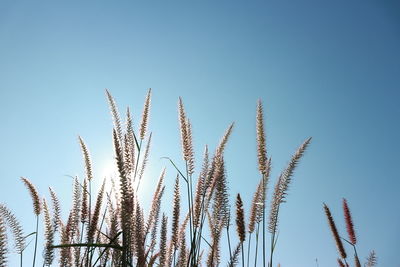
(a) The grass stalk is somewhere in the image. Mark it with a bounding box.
[247,233,252,267]
[227,224,232,261]
[254,223,260,267]
[262,173,266,267]
[32,215,39,267]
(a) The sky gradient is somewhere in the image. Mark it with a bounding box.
[0,1,399,266]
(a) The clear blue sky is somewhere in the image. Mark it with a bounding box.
[0,0,399,266]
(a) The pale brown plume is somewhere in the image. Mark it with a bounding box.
[139,88,151,140]
[256,99,268,174]
[21,177,41,215]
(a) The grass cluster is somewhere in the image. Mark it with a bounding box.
[0,89,375,267]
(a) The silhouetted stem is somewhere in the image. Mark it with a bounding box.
[32,215,39,267]
[254,223,260,267]
[50,243,123,250]
[227,225,232,261]
[247,233,252,267]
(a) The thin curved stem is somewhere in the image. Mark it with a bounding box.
[32,215,39,267]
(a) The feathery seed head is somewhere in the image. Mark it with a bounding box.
[323,203,347,259]
[81,178,88,223]
[268,138,311,234]
[0,204,25,254]
[42,198,55,266]
[256,99,268,174]
[139,88,151,140]
[235,194,246,243]
[365,251,377,267]
[49,187,62,232]
[106,89,123,144]
[172,175,180,248]
[342,198,357,245]
[185,118,195,175]
[21,177,41,215]
[337,258,345,267]
[159,214,168,266]
[78,136,93,181]
[0,216,7,267]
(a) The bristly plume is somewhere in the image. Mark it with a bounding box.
[159,214,168,266]
[134,203,145,266]
[268,138,311,234]
[178,97,189,162]
[139,88,151,140]
[365,251,377,267]
[193,145,209,227]
[178,212,190,247]
[149,186,164,252]
[114,128,133,245]
[186,118,195,176]
[70,177,81,239]
[337,258,345,267]
[227,243,241,267]
[216,123,234,159]
[256,99,268,174]
[205,123,234,199]
[0,216,7,267]
[147,169,166,238]
[207,213,223,267]
[354,254,361,267]
[212,156,230,228]
[49,187,62,232]
[59,213,73,267]
[42,198,55,266]
[177,229,187,267]
[235,194,246,243]
[248,180,262,234]
[81,178,88,223]
[87,180,105,243]
[171,175,180,249]
[342,198,356,245]
[21,177,41,215]
[0,204,25,254]
[106,89,123,144]
[137,132,152,191]
[125,107,136,174]
[78,136,93,181]
[323,203,347,259]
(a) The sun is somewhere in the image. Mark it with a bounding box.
[99,158,119,194]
